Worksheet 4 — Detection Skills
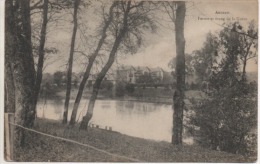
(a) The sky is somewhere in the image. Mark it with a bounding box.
[117,0,258,72]
[2,0,258,74]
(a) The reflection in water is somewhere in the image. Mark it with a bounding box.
[37,99,193,144]
[115,101,172,142]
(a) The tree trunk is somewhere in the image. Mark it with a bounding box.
[69,2,117,125]
[5,0,16,114]
[34,0,49,108]
[9,0,36,147]
[79,1,131,130]
[172,1,186,145]
[63,0,80,124]
[241,43,252,81]
[242,56,247,81]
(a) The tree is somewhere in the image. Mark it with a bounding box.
[79,1,156,129]
[235,21,258,80]
[190,22,257,155]
[125,83,135,94]
[136,72,153,84]
[161,1,187,145]
[161,1,186,144]
[115,81,126,97]
[69,1,118,125]
[63,0,81,124]
[192,32,219,84]
[5,0,16,114]
[168,53,195,76]
[79,1,132,129]
[172,1,186,145]
[34,0,49,108]
[53,71,63,86]
[101,80,114,91]
[5,0,36,147]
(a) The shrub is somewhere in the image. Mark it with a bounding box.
[189,80,257,155]
[125,83,135,94]
[101,80,114,91]
[115,81,125,97]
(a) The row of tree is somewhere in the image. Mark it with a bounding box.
[5,0,187,147]
[6,0,257,156]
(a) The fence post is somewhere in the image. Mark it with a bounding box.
[5,113,14,161]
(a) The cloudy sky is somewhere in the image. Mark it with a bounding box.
[33,0,258,73]
[118,0,258,72]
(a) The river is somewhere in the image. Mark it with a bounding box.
[37,99,193,144]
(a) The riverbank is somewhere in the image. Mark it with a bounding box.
[14,118,254,162]
[45,88,206,105]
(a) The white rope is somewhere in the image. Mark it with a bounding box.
[9,122,142,162]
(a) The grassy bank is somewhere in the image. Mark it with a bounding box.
[14,118,254,162]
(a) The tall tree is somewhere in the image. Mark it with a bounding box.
[79,1,132,129]
[172,1,186,145]
[79,1,156,129]
[235,22,258,80]
[34,0,49,107]
[5,0,16,114]
[5,0,36,146]
[69,2,118,125]
[192,33,219,84]
[190,23,257,154]
[63,0,81,124]
[168,53,195,77]
[161,1,186,144]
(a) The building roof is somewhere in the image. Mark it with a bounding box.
[149,67,164,72]
[105,73,116,81]
[135,66,150,72]
[117,65,136,71]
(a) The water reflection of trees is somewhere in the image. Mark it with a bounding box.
[100,100,112,109]
[116,100,159,116]
[53,98,63,114]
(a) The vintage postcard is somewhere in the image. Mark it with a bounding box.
[3,0,258,162]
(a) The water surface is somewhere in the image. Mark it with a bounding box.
[37,99,192,144]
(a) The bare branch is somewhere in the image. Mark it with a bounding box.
[30,0,44,10]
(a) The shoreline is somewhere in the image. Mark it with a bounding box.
[40,90,206,105]
[14,118,253,162]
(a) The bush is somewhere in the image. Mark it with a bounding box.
[115,81,125,97]
[101,80,114,91]
[189,81,257,155]
[125,83,135,94]
[190,82,199,90]
[40,82,58,99]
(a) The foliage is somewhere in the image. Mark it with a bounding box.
[101,80,114,91]
[190,81,257,155]
[192,32,219,83]
[53,71,64,86]
[115,81,125,97]
[136,72,153,84]
[40,82,57,98]
[125,83,135,94]
[168,53,195,76]
[189,22,257,155]
[191,21,257,84]
[189,82,200,90]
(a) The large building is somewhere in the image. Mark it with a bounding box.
[116,65,173,85]
[116,66,136,83]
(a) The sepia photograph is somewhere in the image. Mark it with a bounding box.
[3,0,258,162]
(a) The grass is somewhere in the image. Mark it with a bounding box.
[14,118,255,162]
